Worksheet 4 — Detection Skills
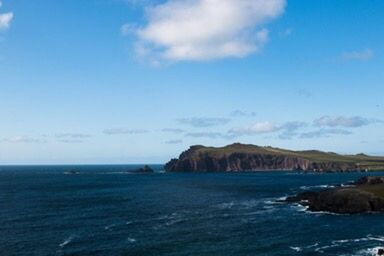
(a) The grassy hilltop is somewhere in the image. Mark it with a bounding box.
[166,143,384,172]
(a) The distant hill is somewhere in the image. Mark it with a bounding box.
[165,143,384,172]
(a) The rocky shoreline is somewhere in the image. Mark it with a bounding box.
[285,177,384,214]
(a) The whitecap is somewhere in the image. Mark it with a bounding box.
[300,184,335,190]
[355,246,383,256]
[314,244,338,253]
[308,236,384,255]
[292,203,309,212]
[104,223,117,230]
[289,246,302,252]
[127,237,136,243]
[59,235,75,248]
[264,196,287,205]
[216,202,235,209]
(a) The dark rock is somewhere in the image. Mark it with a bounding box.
[378,248,384,255]
[64,170,79,175]
[132,165,154,173]
[354,176,384,185]
[285,177,384,214]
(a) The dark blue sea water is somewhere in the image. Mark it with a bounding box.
[1,165,384,256]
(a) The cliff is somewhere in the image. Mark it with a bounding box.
[165,143,384,172]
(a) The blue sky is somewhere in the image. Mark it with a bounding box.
[0,0,383,164]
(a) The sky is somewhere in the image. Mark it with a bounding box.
[0,0,383,164]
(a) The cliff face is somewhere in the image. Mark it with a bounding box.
[165,153,356,172]
[164,144,383,172]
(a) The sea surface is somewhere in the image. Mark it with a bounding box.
[0,165,384,256]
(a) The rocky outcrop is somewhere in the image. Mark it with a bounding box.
[354,176,384,185]
[131,165,154,173]
[285,177,384,214]
[165,144,365,172]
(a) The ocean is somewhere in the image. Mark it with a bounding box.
[0,165,383,256]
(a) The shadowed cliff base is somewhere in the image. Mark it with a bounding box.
[165,143,384,172]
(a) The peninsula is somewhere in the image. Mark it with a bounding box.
[165,143,384,172]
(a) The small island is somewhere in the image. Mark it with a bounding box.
[285,176,384,214]
[165,143,384,172]
[130,165,155,173]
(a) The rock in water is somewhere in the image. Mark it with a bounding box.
[285,176,384,214]
[354,176,384,185]
[133,165,154,173]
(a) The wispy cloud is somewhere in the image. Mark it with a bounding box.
[3,136,46,144]
[55,133,91,139]
[55,133,91,143]
[229,121,308,139]
[297,89,313,98]
[279,27,292,37]
[121,23,136,36]
[185,132,232,139]
[278,121,308,139]
[161,128,185,134]
[314,116,377,128]
[300,129,352,139]
[165,139,183,144]
[58,139,87,144]
[177,117,230,127]
[230,110,257,117]
[123,0,286,62]
[103,128,149,135]
[229,121,279,136]
[340,48,374,61]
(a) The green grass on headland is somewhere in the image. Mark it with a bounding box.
[187,143,384,171]
[359,184,384,198]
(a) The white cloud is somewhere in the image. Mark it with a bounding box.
[125,0,286,61]
[229,121,279,135]
[340,48,374,61]
[0,12,13,30]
